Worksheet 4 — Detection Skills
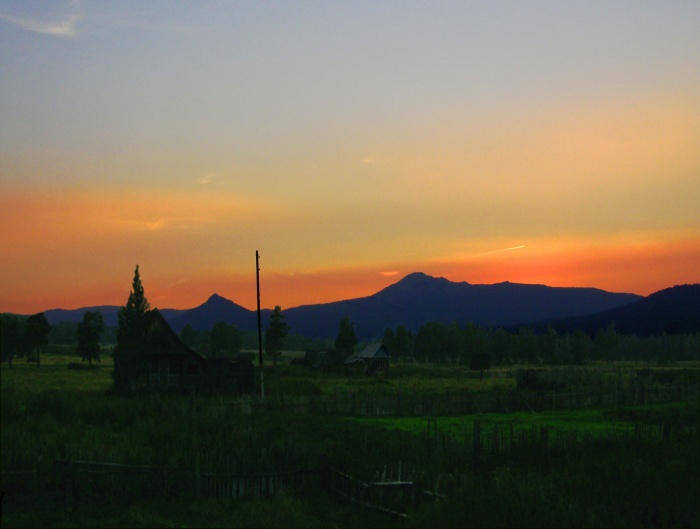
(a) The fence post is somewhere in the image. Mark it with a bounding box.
[195,452,201,497]
[64,459,74,512]
[397,380,403,417]
[426,419,431,457]
[473,420,481,472]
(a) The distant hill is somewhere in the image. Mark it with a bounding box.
[43,306,121,327]
[530,284,700,336]
[26,272,649,340]
[42,305,185,328]
[279,272,641,340]
[167,293,265,333]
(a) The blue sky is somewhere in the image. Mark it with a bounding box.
[1,1,699,312]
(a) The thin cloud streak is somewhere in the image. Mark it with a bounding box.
[467,245,526,258]
[0,2,83,38]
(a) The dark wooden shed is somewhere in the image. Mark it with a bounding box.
[144,310,208,387]
[345,343,391,374]
[142,309,253,394]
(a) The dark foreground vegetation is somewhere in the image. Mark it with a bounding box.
[2,352,698,528]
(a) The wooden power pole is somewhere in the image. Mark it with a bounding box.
[256,250,264,399]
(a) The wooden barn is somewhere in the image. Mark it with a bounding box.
[142,309,253,394]
[345,343,391,374]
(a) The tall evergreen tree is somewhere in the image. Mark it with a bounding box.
[265,305,290,367]
[113,265,151,392]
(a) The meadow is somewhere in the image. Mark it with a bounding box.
[1,352,698,527]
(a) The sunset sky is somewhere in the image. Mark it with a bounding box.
[1,1,699,315]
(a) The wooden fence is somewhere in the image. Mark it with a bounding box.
[2,417,695,517]
[328,464,417,519]
[228,382,697,418]
[1,451,321,511]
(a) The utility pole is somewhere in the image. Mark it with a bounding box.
[256,250,264,399]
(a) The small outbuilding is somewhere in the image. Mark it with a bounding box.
[143,309,253,394]
[345,343,391,374]
[144,309,208,387]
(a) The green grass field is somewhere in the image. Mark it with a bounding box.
[2,353,698,527]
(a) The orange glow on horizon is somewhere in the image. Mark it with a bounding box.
[2,235,698,315]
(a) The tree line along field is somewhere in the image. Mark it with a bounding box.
[1,350,698,528]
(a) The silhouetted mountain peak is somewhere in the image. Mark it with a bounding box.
[401,272,432,282]
[206,293,226,303]
[389,272,465,291]
[201,293,244,309]
[166,292,254,332]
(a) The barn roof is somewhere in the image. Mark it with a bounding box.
[346,343,390,363]
[143,309,207,361]
[358,343,390,358]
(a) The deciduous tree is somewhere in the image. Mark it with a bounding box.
[415,321,449,363]
[265,305,290,367]
[335,317,357,358]
[179,323,195,348]
[382,327,396,356]
[76,311,105,365]
[1,314,26,368]
[210,321,242,358]
[395,326,414,359]
[25,312,51,368]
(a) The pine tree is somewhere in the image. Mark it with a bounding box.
[113,265,151,392]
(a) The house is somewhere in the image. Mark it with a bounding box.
[142,309,253,394]
[345,343,391,374]
[144,310,208,387]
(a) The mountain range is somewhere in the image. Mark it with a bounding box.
[528,283,700,336]
[32,272,696,340]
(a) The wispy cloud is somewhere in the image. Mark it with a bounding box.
[121,216,219,232]
[472,245,526,257]
[196,172,231,186]
[197,172,217,185]
[0,1,83,38]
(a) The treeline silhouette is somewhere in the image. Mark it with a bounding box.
[382,321,699,366]
[3,313,698,368]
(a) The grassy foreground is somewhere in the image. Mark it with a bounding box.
[2,354,698,527]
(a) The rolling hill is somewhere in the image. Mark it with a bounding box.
[278,273,641,339]
[529,283,700,336]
